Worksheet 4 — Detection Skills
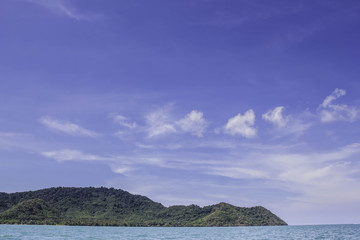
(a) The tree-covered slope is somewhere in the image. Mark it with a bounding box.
[0,198,61,225]
[0,187,287,226]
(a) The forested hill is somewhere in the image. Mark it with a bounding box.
[0,187,287,226]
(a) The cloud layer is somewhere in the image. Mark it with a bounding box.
[31,88,360,224]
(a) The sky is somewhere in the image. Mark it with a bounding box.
[1,0,360,225]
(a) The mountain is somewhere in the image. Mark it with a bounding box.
[0,187,287,226]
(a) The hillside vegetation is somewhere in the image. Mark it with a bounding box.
[0,187,287,226]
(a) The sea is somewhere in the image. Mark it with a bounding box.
[0,224,359,239]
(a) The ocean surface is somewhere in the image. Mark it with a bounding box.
[0,224,359,239]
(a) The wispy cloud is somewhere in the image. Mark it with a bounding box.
[224,109,257,138]
[41,148,166,174]
[135,142,183,150]
[209,167,269,179]
[25,0,101,20]
[111,114,137,129]
[45,141,360,206]
[176,110,208,137]
[145,106,177,138]
[40,116,100,137]
[41,149,136,175]
[318,88,360,122]
[0,132,34,151]
[320,88,346,108]
[203,142,360,208]
[41,149,107,162]
[262,106,289,128]
[262,107,312,137]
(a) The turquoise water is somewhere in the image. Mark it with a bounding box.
[0,224,359,239]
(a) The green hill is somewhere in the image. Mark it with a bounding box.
[0,198,60,225]
[0,187,287,226]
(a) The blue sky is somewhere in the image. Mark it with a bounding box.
[1,0,360,225]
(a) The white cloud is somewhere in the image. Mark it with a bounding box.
[112,114,137,129]
[41,149,107,162]
[146,107,177,138]
[110,166,134,175]
[224,109,257,138]
[262,106,289,127]
[176,110,208,137]
[40,116,100,137]
[319,88,360,122]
